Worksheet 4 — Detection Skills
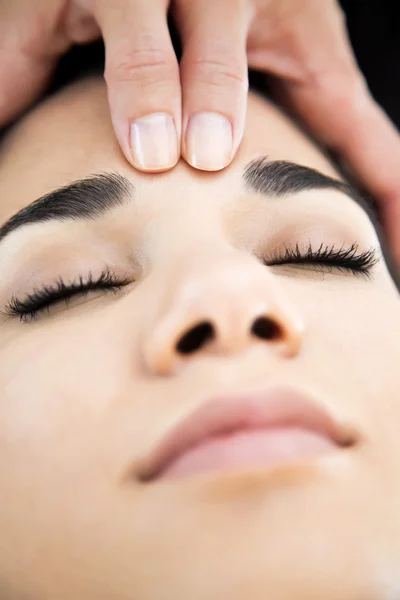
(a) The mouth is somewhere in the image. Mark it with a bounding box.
[136,387,358,482]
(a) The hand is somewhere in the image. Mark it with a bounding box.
[246,0,400,265]
[0,0,249,174]
[0,1,399,265]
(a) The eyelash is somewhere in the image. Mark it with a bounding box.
[1,243,378,323]
[2,267,131,324]
[267,242,379,274]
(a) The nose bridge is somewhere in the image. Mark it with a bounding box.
[143,246,305,376]
[157,244,269,320]
[176,249,276,319]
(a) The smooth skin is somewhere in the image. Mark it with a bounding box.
[0,73,399,599]
[0,0,400,263]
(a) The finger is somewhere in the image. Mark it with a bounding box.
[0,52,54,126]
[175,0,252,171]
[64,2,101,44]
[0,0,69,126]
[92,0,181,172]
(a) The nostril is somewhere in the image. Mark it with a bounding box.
[251,316,282,341]
[176,322,215,355]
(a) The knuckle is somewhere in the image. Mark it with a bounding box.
[106,47,177,85]
[316,69,367,108]
[190,57,248,91]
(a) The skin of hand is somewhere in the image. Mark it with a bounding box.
[0,0,399,263]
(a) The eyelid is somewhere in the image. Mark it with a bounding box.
[263,241,379,278]
[240,198,379,258]
[1,267,133,323]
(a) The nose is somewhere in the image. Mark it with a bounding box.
[143,251,305,376]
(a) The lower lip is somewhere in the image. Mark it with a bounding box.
[158,427,338,480]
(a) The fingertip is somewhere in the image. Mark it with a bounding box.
[129,113,180,172]
[112,112,180,172]
[183,112,234,171]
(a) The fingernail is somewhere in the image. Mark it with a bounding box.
[130,113,179,171]
[186,112,233,171]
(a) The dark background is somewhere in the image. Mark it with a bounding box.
[340,0,400,130]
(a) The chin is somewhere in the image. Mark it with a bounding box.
[127,461,394,600]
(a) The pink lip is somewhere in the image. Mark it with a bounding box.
[136,388,357,482]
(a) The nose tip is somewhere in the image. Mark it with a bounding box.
[142,250,305,376]
[176,316,284,355]
[145,305,304,377]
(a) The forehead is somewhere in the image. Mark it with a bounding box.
[0,77,342,225]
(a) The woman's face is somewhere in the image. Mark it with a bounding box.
[0,77,399,600]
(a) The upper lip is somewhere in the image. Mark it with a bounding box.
[135,387,358,482]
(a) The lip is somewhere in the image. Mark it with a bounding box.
[135,387,358,482]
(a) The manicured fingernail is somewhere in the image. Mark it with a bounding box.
[186,112,233,171]
[130,113,179,171]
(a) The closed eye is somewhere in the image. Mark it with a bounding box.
[1,242,380,325]
[267,242,379,277]
[1,267,132,323]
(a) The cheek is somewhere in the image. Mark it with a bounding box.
[296,279,399,426]
[0,317,157,599]
[295,276,395,353]
[318,286,397,375]
[0,321,130,484]
[0,299,166,506]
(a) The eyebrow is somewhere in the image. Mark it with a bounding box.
[0,157,375,245]
[0,172,133,243]
[243,157,376,216]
